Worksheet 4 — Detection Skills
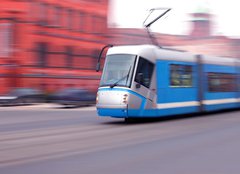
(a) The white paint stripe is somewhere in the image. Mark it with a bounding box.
[202,98,240,105]
[157,101,200,109]
[157,98,240,109]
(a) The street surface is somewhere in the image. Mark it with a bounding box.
[0,104,240,174]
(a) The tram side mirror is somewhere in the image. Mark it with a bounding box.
[96,62,100,72]
[135,73,143,89]
[96,44,113,72]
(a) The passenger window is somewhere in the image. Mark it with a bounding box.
[170,64,193,87]
[135,57,154,88]
[208,73,237,92]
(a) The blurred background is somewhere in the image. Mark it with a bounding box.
[0,0,240,104]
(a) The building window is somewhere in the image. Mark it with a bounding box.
[84,13,91,33]
[66,47,73,68]
[68,9,73,30]
[207,73,237,92]
[92,15,99,33]
[39,3,48,25]
[37,43,48,67]
[92,16,105,33]
[29,1,39,22]
[170,64,193,87]
[89,15,94,33]
[135,57,154,88]
[92,49,99,59]
[79,12,86,32]
[72,10,78,31]
[0,23,12,57]
[53,6,61,26]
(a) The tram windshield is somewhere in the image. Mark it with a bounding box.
[100,54,136,88]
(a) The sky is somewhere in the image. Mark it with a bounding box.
[108,0,240,38]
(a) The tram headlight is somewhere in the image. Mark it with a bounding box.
[123,94,128,104]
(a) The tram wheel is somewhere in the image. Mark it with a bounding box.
[124,117,136,123]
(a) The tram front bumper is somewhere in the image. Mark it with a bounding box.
[96,104,128,117]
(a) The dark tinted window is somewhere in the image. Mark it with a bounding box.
[135,57,154,88]
[208,73,237,92]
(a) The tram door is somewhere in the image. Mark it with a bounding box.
[132,57,155,111]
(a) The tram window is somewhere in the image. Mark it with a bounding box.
[208,73,237,92]
[170,64,193,87]
[135,57,154,88]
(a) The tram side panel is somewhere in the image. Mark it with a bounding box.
[202,63,239,111]
[156,59,199,117]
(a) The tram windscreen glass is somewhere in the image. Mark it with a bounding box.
[100,54,136,87]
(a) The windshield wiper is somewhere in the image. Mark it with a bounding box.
[110,66,132,88]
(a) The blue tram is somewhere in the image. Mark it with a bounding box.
[96,44,240,120]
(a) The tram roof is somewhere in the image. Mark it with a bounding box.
[107,44,196,63]
[107,44,239,66]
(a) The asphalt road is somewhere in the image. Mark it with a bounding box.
[0,104,240,174]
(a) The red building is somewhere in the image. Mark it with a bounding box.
[0,0,109,94]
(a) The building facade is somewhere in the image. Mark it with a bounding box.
[0,0,108,94]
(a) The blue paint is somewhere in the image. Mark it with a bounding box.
[203,64,237,73]
[205,92,237,100]
[97,108,128,117]
[157,106,198,117]
[156,60,198,104]
[128,106,198,117]
[203,64,239,105]
[204,103,239,112]
[98,106,199,118]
